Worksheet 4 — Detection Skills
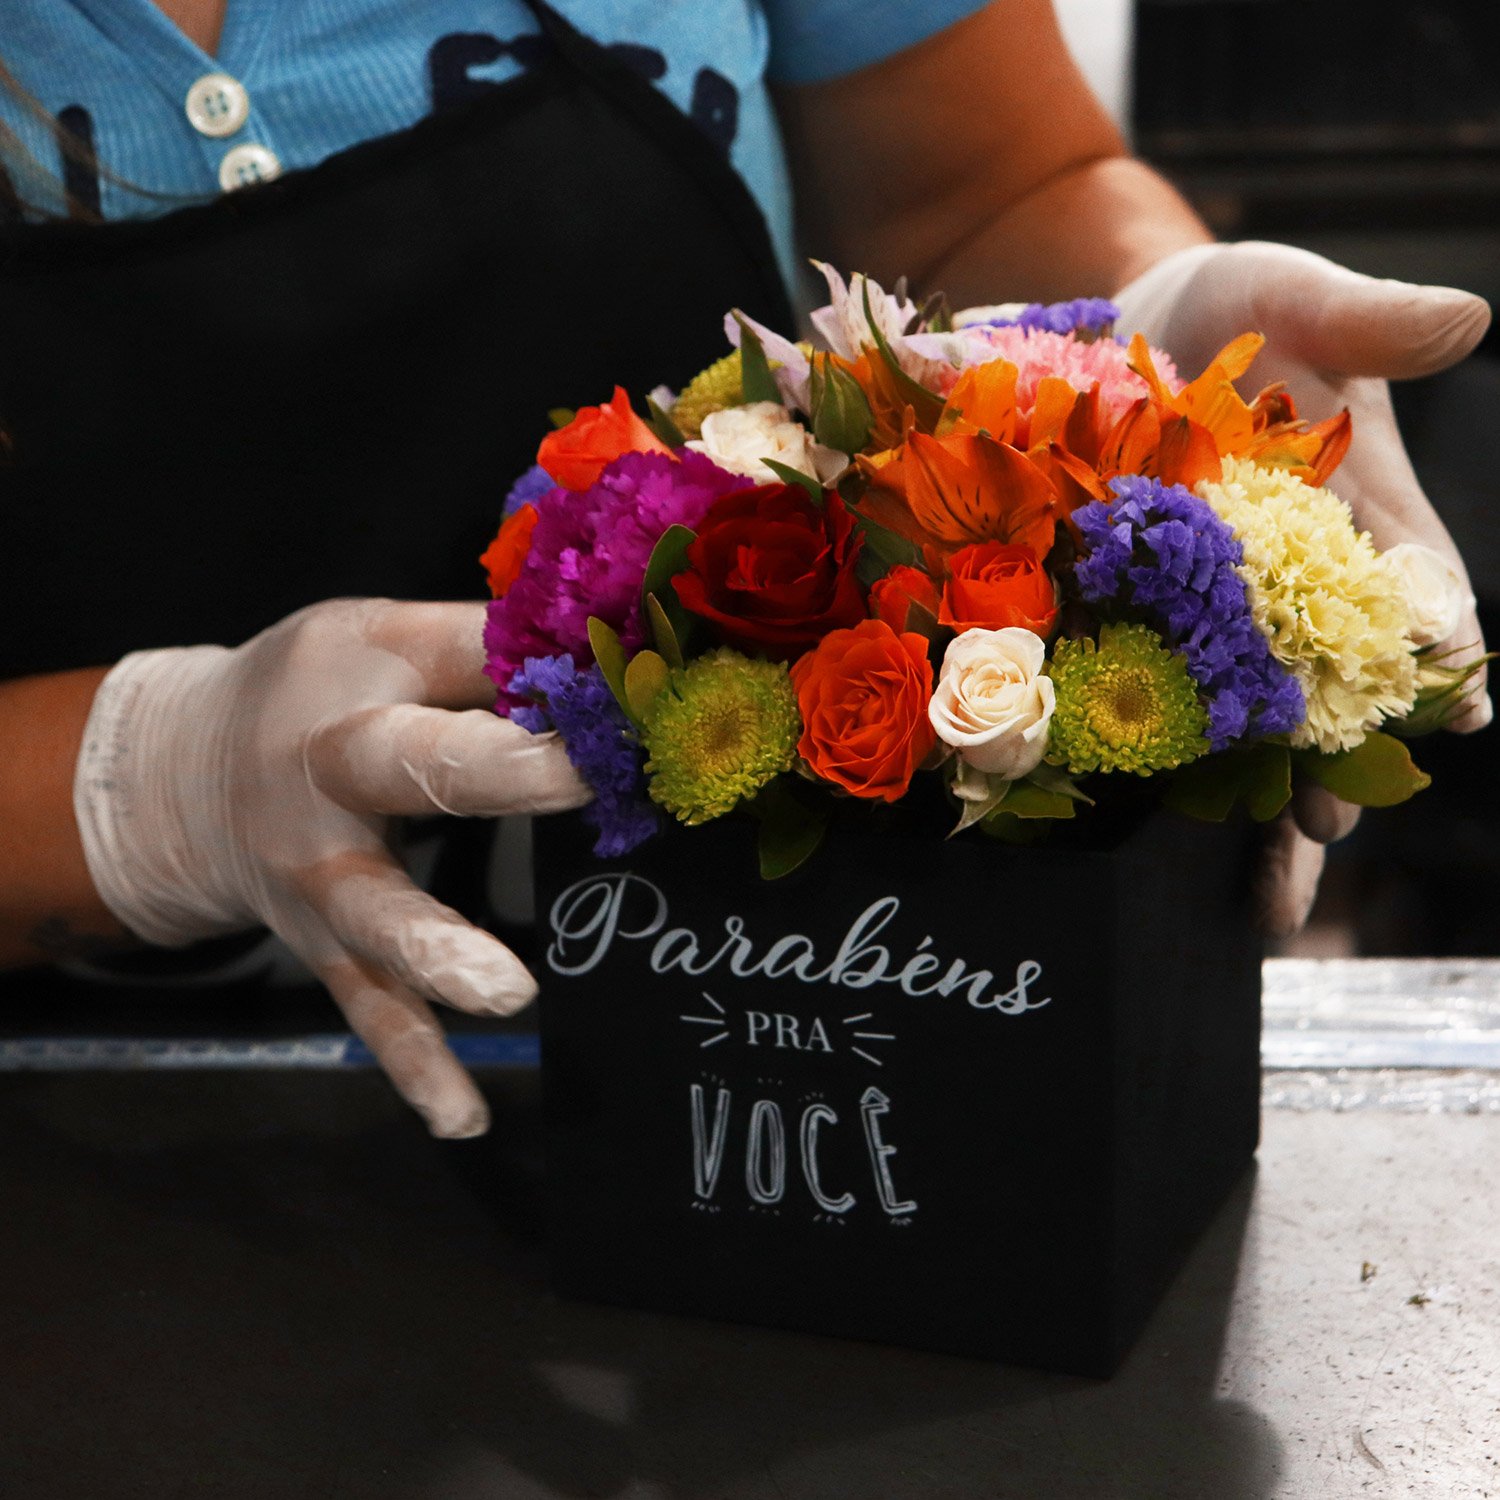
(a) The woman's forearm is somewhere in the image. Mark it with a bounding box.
[0,666,129,968]
[775,0,1212,305]
[908,155,1211,308]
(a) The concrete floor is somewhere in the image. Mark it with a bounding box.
[2,1067,1497,1499]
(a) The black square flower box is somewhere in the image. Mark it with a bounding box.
[533,804,1262,1377]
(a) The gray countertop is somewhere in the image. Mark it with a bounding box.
[3,960,1497,1499]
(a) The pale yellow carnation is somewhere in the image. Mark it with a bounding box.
[1196,457,1418,753]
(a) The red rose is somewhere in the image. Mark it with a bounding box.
[939,542,1058,637]
[673,485,866,659]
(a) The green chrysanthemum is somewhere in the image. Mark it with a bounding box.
[643,649,800,823]
[1046,623,1209,776]
[670,351,744,439]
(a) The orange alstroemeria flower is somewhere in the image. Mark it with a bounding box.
[480,503,539,598]
[856,429,1063,561]
[1124,331,1350,486]
[536,385,670,490]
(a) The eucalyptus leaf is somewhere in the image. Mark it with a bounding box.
[640,525,697,617]
[1163,743,1292,823]
[624,650,670,724]
[587,616,636,725]
[645,593,685,670]
[1295,732,1431,808]
[753,781,829,880]
[733,313,781,405]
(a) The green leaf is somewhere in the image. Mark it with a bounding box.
[851,509,919,569]
[995,780,1078,821]
[640,525,697,615]
[587,616,635,725]
[978,811,1051,845]
[762,458,824,501]
[1024,762,1095,806]
[645,396,686,448]
[1163,743,1292,823]
[809,353,873,454]
[1243,744,1294,822]
[645,593,685,670]
[624,650,670,723]
[860,280,945,431]
[949,778,1009,838]
[903,596,942,642]
[733,313,781,405]
[1296,731,1431,808]
[547,407,576,430]
[752,781,829,880]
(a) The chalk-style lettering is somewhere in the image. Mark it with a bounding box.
[800,1104,855,1213]
[860,1087,917,1216]
[745,1099,786,1205]
[690,1084,732,1200]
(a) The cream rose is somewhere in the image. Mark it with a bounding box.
[929,628,1055,779]
[1384,542,1475,648]
[685,402,845,484]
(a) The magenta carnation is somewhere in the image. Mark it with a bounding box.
[484,449,744,709]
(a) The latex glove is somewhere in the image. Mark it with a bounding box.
[74,599,589,1136]
[1115,241,1492,935]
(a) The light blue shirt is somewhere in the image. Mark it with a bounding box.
[0,0,988,288]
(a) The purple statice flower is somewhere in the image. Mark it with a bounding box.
[503,463,558,517]
[980,298,1121,337]
[1074,475,1305,750]
[484,449,743,710]
[509,654,659,858]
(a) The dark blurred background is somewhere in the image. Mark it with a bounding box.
[1133,0,1500,957]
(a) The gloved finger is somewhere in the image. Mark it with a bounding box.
[308,703,591,817]
[1292,782,1362,844]
[363,601,500,710]
[294,847,541,1017]
[1254,812,1326,940]
[317,951,490,1139]
[1233,242,1491,380]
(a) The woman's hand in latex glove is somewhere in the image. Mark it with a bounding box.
[1115,241,1492,935]
[74,599,589,1136]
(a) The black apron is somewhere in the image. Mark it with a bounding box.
[0,2,794,1012]
[0,0,793,677]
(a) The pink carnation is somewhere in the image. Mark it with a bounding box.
[483,450,744,709]
[966,326,1182,427]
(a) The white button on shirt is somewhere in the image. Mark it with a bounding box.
[185,73,251,138]
[217,142,282,191]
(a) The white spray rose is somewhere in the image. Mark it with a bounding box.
[686,402,845,485]
[929,628,1055,780]
[1384,542,1475,648]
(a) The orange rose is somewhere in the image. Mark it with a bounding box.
[480,504,539,598]
[939,542,1057,637]
[869,565,941,633]
[536,386,670,490]
[791,619,936,802]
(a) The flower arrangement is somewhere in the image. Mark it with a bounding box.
[482,265,1483,874]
